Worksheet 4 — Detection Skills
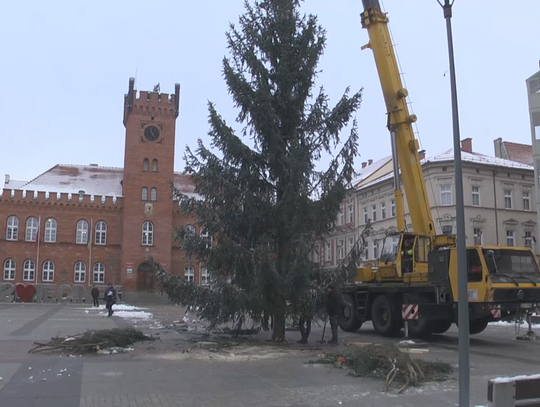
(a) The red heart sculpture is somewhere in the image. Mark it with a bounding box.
[15,284,36,303]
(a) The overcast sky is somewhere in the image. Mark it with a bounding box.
[1,0,539,184]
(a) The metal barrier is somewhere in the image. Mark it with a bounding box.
[488,374,540,406]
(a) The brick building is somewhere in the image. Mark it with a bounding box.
[0,78,206,302]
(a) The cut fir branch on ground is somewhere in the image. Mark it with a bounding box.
[29,328,152,354]
[308,344,453,394]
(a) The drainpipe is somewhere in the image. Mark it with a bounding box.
[492,169,499,244]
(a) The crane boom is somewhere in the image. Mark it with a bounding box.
[360,0,435,237]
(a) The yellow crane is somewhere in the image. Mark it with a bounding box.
[339,0,540,338]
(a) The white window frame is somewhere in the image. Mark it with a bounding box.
[506,229,515,246]
[150,187,157,201]
[142,221,154,246]
[525,231,533,248]
[3,259,15,280]
[42,260,55,282]
[337,239,344,260]
[325,242,331,262]
[523,191,531,211]
[373,239,379,259]
[95,221,107,245]
[338,204,344,226]
[381,202,386,220]
[141,187,148,201]
[23,259,35,281]
[313,245,320,263]
[471,186,480,206]
[152,159,158,172]
[440,184,453,206]
[201,228,212,248]
[391,199,396,217]
[76,219,89,244]
[363,207,368,224]
[93,262,105,283]
[44,218,57,243]
[442,225,453,235]
[6,216,19,241]
[25,216,38,242]
[371,205,377,222]
[184,265,195,283]
[74,261,86,283]
[473,228,483,245]
[347,237,354,254]
[504,189,513,209]
[143,158,149,171]
[347,204,354,224]
[201,266,210,285]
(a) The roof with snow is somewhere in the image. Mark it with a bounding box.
[2,164,197,198]
[356,148,533,191]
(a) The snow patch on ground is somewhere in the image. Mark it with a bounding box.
[85,304,147,311]
[489,320,540,328]
[148,345,293,362]
[99,310,153,320]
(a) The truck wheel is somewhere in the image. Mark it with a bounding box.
[430,319,453,334]
[406,318,433,338]
[371,295,401,337]
[339,294,363,332]
[469,319,489,335]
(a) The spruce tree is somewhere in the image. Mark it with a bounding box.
[155,0,362,341]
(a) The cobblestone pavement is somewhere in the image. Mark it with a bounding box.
[1,302,540,406]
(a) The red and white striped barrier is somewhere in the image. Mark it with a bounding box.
[402,304,419,320]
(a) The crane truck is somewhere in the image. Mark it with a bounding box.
[339,0,540,338]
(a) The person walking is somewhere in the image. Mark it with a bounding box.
[91,285,100,307]
[326,283,345,344]
[103,283,117,317]
[297,284,318,344]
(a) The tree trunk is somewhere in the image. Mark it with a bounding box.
[272,311,286,342]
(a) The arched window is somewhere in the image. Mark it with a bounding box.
[74,261,86,283]
[185,224,196,236]
[3,259,15,280]
[150,187,157,201]
[201,266,210,285]
[141,187,148,201]
[93,262,105,283]
[42,260,54,282]
[25,217,38,242]
[143,158,149,171]
[6,216,19,241]
[23,260,35,281]
[142,221,154,246]
[184,266,194,283]
[152,159,158,172]
[95,221,107,245]
[44,218,57,243]
[76,220,89,244]
[201,228,212,248]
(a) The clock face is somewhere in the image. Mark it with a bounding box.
[144,125,160,141]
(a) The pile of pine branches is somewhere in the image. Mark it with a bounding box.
[29,328,151,354]
[310,343,453,394]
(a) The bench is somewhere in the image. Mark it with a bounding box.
[488,374,540,406]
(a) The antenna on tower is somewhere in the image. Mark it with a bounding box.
[134,66,138,90]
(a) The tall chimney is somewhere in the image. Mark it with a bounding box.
[368,159,373,165]
[4,174,9,185]
[461,138,472,153]
[362,162,367,169]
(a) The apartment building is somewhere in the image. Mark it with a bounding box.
[318,138,537,268]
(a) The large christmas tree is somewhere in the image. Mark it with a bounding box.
[156,0,363,341]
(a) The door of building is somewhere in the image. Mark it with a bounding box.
[137,262,154,292]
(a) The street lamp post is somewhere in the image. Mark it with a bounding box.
[437,1,470,406]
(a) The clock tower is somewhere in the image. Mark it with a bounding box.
[121,78,180,292]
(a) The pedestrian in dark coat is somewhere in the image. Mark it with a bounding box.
[326,283,345,344]
[91,285,100,307]
[103,283,117,317]
[297,285,318,344]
